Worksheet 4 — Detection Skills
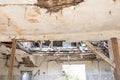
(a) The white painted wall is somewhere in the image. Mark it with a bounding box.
[0,0,120,41]
[32,57,114,80]
[0,54,114,80]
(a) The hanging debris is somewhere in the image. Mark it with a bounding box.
[22,56,35,67]
[35,0,84,12]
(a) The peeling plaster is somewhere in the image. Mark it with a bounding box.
[36,0,84,12]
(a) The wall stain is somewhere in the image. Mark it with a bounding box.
[109,11,112,15]
[0,11,23,35]
[27,18,39,23]
[27,12,38,17]
[34,28,39,31]
[9,19,23,35]
[0,26,7,31]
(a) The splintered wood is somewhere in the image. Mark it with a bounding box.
[36,0,84,12]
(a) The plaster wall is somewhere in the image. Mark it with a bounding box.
[0,54,114,80]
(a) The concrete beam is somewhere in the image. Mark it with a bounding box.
[0,30,120,42]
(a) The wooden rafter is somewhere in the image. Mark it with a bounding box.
[83,41,115,68]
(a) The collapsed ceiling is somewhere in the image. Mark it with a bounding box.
[0,0,120,41]
[0,40,109,67]
[1,40,109,57]
[0,0,119,69]
[36,0,84,12]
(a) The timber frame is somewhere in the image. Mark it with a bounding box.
[6,37,120,80]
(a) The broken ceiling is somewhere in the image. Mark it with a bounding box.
[0,0,120,41]
[36,0,84,12]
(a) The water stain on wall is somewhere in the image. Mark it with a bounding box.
[27,19,39,23]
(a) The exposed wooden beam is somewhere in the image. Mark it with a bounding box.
[7,39,17,80]
[114,68,119,80]
[108,40,114,64]
[111,38,120,80]
[83,41,115,68]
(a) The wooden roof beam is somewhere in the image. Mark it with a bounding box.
[83,41,115,68]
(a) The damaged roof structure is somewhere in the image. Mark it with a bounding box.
[0,0,120,80]
[36,0,84,12]
[0,0,120,41]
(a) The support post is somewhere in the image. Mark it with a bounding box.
[7,39,17,80]
[111,38,120,80]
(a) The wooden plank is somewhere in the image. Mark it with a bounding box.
[108,40,114,64]
[114,68,119,80]
[83,41,115,68]
[111,38,120,80]
[7,39,17,80]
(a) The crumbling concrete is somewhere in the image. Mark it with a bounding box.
[36,0,84,12]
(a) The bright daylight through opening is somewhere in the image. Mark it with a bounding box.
[62,64,86,80]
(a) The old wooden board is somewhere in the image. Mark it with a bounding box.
[111,38,120,80]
